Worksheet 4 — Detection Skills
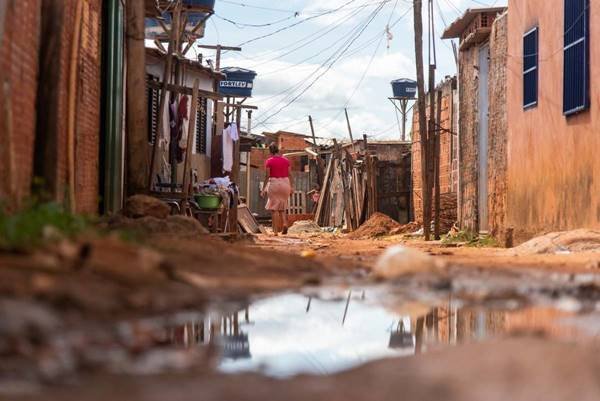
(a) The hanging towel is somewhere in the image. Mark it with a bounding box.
[222,124,234,173]
[222,122,240,173]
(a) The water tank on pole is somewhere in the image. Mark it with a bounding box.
[145,0,215,39]
[391,78,417,99]
[219,67,257,98]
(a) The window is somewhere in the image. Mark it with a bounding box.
[523,27,538,109]
[563,0,589,115]
[195,97,208,154]
[146,74,160,144]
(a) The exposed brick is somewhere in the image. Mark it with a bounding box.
[411,77,458,227]
[488,12,508,241]
[0,1,41,210]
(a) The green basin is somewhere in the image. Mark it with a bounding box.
[195,194,221,209]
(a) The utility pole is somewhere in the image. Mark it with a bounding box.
[308,115,318,148]
[413,0,431,241]
[427,0,440,240]
[344,108,356,153]
[125,0,149,194]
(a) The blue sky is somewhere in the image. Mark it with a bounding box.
[197,0,507,140]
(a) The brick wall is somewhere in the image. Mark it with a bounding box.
[487,12,508,241]
[0,1,102,214]
[457,47,480,232]
[411,77,458,226]
[0,1,41,211]
[59,0,102,214]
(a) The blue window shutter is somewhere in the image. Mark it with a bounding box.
[523,27,538,109]
[563,0,590,115]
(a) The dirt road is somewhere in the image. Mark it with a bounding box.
[2,231,600,400]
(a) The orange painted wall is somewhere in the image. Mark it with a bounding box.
[506,0,600,242]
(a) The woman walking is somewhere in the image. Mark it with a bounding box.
[261,143,293,235]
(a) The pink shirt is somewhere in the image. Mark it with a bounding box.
[265,155,290,178]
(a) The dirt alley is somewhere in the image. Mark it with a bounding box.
[2,230,600,401]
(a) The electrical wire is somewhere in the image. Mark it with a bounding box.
[254,2,388,126]
[214,13,299,28]
[320,1,409,131]
[235,0,359,48]
[255,3,390,106]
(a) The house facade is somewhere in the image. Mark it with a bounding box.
[442,7,508,238]
[145,48,223,187]
[505,0,599,242]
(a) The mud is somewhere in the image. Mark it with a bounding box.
[2,230,600,400]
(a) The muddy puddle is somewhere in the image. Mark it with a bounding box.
[155,286,600,377]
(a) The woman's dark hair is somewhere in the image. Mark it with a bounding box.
[269,143,279,155]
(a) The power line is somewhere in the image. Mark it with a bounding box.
[234,0,360,48]
[255,2,388,126]
[214,13,299,28]
[245,4,372,73]
[255,3,390,106]
[320,1,410,131]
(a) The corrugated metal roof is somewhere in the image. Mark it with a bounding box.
[441,7,507,39]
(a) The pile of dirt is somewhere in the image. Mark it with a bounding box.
[288,220,322,235]
[348,213,401,239]
[390,222,421,236]
[510,229,600,255]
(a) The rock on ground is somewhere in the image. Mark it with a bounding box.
[374,245,446,278]
[106,215,208,237]
[511,229,600,255]
[124,195,170,219]
[288,220,322,235]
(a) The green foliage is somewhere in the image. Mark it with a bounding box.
[442,230,499,248]
[0,202,90,251]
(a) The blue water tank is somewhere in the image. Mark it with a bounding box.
[391,78,417,99]
[219,67,257,98]
[182,0,215,9]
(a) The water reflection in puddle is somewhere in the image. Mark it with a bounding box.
[164,289,593,377]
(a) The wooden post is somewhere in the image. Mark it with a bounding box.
[308,115,324,186]
[344,108,356,152]
[246,109,252,207]
[434,89,442,239]
[148,3,180,190]
[125,0,149,195]
[413,0,431,240]
[182,79,200,201]
[400,99,408,142]
[227,104,242,233]
[308,115,317,146]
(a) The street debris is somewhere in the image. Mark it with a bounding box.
[373,245,446,278]
[288,220,322,234]
[348,213,401,239]
[511,229,600,255]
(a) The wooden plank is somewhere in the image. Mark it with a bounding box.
[238,204,261,234]
[314,154,333,225]
[147,80,222,99]
[182,79,200,201]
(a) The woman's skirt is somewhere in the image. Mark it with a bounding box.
[265,177,291,211]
